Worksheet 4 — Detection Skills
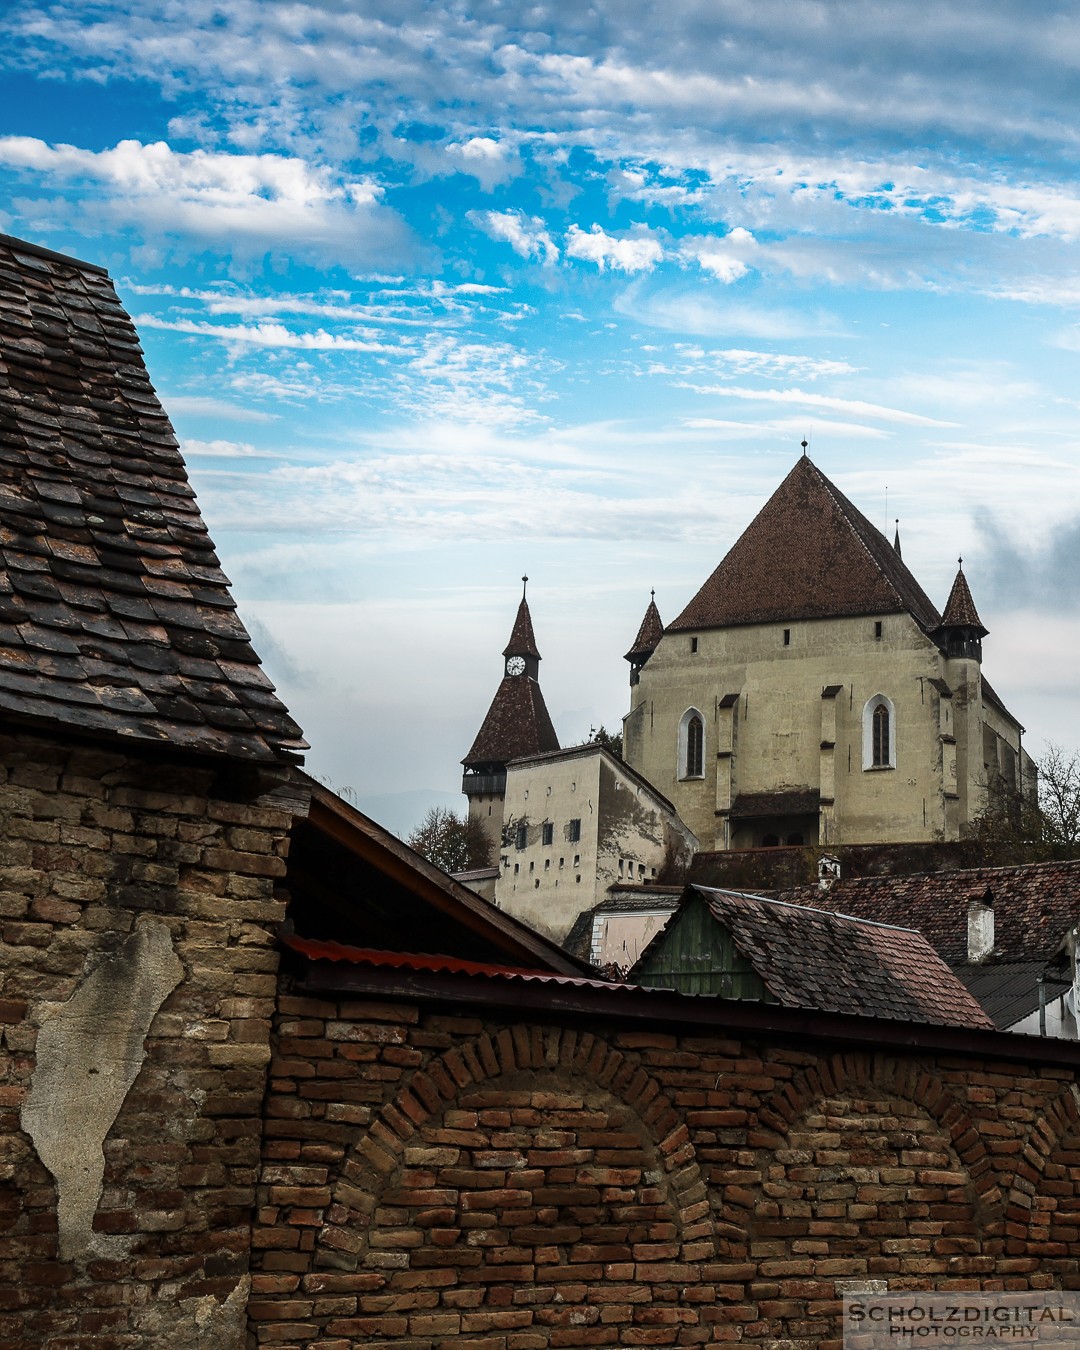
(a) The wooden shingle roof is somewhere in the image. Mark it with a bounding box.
[0,234,306,762]
[668,454,942,633]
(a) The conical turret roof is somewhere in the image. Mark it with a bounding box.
[625,592,664,664]
[668,456,942,633]
[462,677,559,767]
[464,583,558,769]
[502,582,541,659]
[940,563,987,634]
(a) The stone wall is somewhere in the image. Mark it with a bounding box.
[0,728,298,1349]
[251,989,1080,1348]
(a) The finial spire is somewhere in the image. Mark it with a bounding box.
[800,438,808,457]
[893,518,902,557]
[521,574,528,599]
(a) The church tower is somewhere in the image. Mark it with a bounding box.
[462,579,560,860]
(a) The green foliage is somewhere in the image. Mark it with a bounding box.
[406,807,494,874]
[589,724,623,759]
[968,743,1080,864]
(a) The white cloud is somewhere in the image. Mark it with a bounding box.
[163,394,278,422]
[679,228,757,282]
[135,313,401,352]
[0,135,414,266]
[445,136,518,189]
[468,209,559,263]
[685,384,959,428]
[565,224,664,273]
[180,437,273,458]
[614,284,845,339]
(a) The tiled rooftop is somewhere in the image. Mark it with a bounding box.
[668,455,943,633]
[691,886,994,1027]
[778,858,1080,965]
[462,673,559,767]
[0,234,305,762]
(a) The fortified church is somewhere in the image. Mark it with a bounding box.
[463,447,1033,935]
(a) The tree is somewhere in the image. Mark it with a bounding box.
[968,743,1080,863]
[589,724,623,759]
[406,807,494,873]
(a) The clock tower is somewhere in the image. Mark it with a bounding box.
[462,578,559,861]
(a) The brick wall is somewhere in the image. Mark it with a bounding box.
[0,729,298,1349]
[253,991,1080,1348]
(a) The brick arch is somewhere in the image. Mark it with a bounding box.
[314,1024,715,1272]
[1004,1081,1080,1257]
[717,1051,1001,1247]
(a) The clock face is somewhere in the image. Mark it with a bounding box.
[506,656,526,677]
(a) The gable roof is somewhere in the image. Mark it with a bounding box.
[285,772,587,975]
[639,886,992,1028]
[668,455,942,633]
[777,858,1080,966]
[0,234,305,762]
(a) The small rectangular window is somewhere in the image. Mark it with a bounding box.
[515,822,527,850]
[875,620,883,640]
[542,822,553,846]
[690,636,698,653]
[568,818,581,842]
[783,628,790,646]
[573,854,580,867]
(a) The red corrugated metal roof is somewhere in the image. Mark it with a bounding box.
[282,934,621,990]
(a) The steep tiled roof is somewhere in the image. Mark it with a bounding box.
[668,455,942,633]
[0,234,305,762]
[691,886,993,1028]
[939,564,987,632]
[624,593,664,663]
[503,596,540,658]
[778,859,1080,966]
[462,674,559,767]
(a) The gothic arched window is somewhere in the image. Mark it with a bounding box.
[678,708,706,780]
[862,694,896,770]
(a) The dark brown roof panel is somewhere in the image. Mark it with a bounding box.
[503,596,541,659]
[939,565,987,632]
[777,858,1080,966]
[625,594,664,664]
[0,234,306,762]
[696,887,993,1028]
[669,455,942,633]
[462,675,559,767]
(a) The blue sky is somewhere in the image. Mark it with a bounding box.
[3,1,1080,831]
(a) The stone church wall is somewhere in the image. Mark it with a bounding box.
[0,727,297,1349]
[250,989,1080,1348]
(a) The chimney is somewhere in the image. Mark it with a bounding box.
[818,855,841,890]
[967,888,995,963]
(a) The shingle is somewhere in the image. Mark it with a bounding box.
[682,887,993,1028]
[0,234,306,762]
[668,455,942,633]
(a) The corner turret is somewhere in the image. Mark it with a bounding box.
[934,559,987,662]
[624,590,664,686]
